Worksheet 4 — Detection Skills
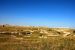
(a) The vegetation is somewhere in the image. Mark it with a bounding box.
[0,25,75,50]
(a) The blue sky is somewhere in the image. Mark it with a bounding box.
[0,0,75,28]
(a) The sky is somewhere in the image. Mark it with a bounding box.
[0,0,75,28]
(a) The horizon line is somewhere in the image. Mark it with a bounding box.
[0,24,75,29]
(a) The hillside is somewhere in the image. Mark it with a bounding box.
[0,25,75,50]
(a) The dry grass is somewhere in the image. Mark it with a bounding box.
[0,25,75,50]
[0,35,75,50]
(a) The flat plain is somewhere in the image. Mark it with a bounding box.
[0,25,75,50]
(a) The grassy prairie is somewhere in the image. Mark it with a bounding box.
[0,25,75,50]
[0,36,75,50]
